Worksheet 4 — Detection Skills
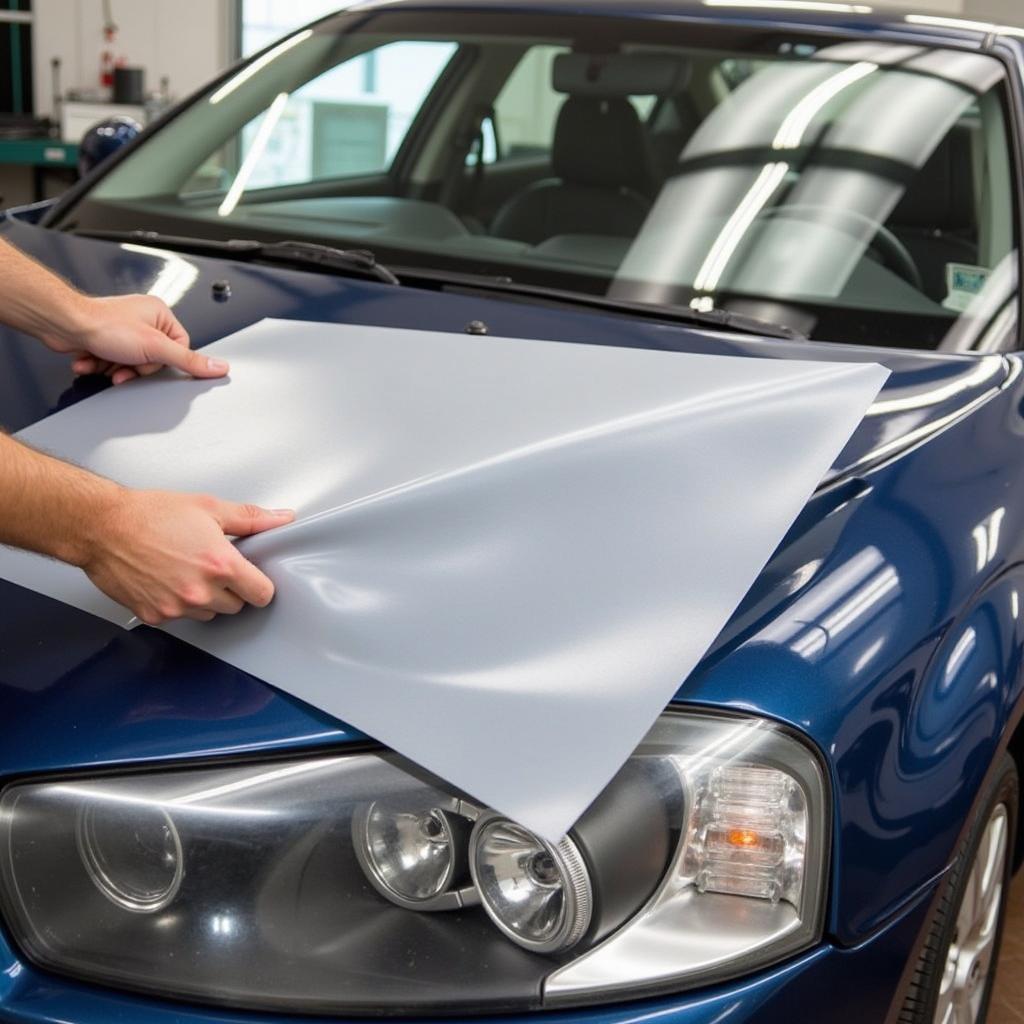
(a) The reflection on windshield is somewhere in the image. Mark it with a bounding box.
[218,92,290,217]
[614,44,1006,312]
[68,12,1019,352]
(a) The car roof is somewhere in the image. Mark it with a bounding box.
[335,0,1023,49]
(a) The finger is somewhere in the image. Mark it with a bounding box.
[76,358,115,375]
[72,356,102,374]
[143,329,230,378]
[182,608,217,622]
[111,367,140,385]
[213,500,295,538]
[161,307,190,348]
[224,548,276,608]
[134,362,164,377]
[207,589,246,616]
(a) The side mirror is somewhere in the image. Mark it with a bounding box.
[77,115,143,177]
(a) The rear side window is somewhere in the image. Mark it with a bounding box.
[490,45,567,163]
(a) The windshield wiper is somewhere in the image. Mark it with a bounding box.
[77,230,400,285]
[79,228,801,339]
[397,267,806,341]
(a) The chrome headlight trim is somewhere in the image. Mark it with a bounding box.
[543,708,830,1003]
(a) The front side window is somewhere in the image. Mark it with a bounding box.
[63,12,1019,352]
[183,40,457,196]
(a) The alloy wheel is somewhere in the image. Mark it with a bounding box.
[933,805,1009,1024]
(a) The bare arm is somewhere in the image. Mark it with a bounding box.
[0,238,294,624]
[0,433,293,625]
[0,237,226,384]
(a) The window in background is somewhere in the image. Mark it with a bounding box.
[0,1,33,116]
[183,37,456,195]
[229,3,456,189]
[242,40,456,187]
[491,46,566,163]
[240,0,344,58]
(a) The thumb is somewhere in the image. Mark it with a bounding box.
[213,500,295,538]
[145,330,230,378]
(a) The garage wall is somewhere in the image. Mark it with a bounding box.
[25,0,1024,127]
[30,0,234,120]
[965,0,1024,20]
[875,0,964,9]
[854,0,1021,19]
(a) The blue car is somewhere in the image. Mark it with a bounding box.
[1,3,1023,1022]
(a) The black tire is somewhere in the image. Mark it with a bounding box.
[899,753,1018,1024]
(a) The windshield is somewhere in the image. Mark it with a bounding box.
[58,9,1020,351]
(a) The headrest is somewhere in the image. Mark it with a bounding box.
[553,52,691,98]
[552,96,655,193]
[892,123,976,232]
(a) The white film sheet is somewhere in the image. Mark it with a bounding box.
[0,319,887,839]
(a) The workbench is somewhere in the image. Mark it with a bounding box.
[0,138,78,203]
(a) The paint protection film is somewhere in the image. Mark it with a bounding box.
[0,319,886,839]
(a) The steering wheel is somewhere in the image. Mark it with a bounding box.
[756,203,924,293]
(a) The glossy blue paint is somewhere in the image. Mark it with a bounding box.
[3,4,1024,1022]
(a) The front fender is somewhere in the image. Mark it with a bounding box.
[677,361,1024,946]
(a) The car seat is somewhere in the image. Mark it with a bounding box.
[490,52,687,245]
[490,96,657,245]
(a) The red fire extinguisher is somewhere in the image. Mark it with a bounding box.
[99,1,122,91]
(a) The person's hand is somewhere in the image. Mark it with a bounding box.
[82,489,295,625]
[45,294,229,386]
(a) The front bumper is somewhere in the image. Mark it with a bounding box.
[0,882,933,1024]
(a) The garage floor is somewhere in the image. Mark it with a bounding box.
[993,875,1024,1022]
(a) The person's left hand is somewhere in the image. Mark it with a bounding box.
[46,294,229,385]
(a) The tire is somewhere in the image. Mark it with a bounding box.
[899,753,1018,1024]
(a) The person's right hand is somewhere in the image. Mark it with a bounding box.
[83,490,295,625]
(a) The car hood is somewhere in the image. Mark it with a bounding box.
[0,213,1009,775]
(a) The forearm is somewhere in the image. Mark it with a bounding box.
[0,432,120,567]
[0,238,92,350]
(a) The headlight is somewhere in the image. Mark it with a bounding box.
[77,802,183,913]
[0,711,827,1013]
[470,817,592,953]
[353,797,477,910]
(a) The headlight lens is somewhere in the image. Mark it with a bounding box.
[77,803,183,912]
[470,817,592,953]
[0,711,828,1013]
[353,798,477,910]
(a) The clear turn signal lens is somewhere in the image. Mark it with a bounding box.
[695,766,806,904]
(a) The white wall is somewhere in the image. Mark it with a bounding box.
[28,0,1024,127]
[850,0,1024,17]
[966,0,1024,21]
[31,0,235,119]
[876,0,964,8]
[242,0,346,55]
